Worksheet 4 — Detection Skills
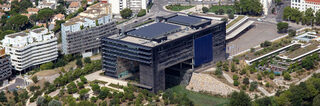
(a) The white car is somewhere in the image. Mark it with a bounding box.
[257,18,262,22]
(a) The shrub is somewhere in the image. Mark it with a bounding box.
[243,77,250,85]
[240,69,247,75]
[283,72,291,80]
[40,62,54,70]
[202,7,209,13]
[215,67,223,76]
[228,13,234,19]
[265,82,270,87]
[234,80,239,86]
[233,75,239,80]
[249,81,258,91]
[269,73,275,80]
[137,9,146,17]
[258,74,262,80]
[260,41,272,47]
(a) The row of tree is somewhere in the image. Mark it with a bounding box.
[283,7,320,25]
[233,0,263,16]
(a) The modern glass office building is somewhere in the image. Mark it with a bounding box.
[101,14,226,92]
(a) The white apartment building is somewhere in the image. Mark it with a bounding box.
[291,0,320,12]
[61,3,117,57]
[1,28,58,71]
[108,0,150,14]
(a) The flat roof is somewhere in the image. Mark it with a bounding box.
[126,23,181,40]
[167,15,203,26]
[108,14,223,47]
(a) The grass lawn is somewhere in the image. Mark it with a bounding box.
[166,4,194,11]
[226,16,245,29]
[168,86,230,106]
[209,5,234,13]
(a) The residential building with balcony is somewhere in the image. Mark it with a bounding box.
[101,14,226,92]
[61,2,118,57]
[1,28,58,72]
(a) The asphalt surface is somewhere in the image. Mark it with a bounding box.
[226,21,283,56]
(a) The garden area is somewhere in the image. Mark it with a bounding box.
[165,4,194,11]
[166,85,230,106]
[226,15,244,29]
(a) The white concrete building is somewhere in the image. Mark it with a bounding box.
[260,0,272,15]
[37,0,57,9]
[108,0,150,14]
[1,28,58,71]
[291,0,320,12]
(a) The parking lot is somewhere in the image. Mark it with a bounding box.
[226,21,284,56]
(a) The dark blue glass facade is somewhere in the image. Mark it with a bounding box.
[194,33,213,67]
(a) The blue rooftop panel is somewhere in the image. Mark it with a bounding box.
[127,23,181,40]
[167,15,202,26]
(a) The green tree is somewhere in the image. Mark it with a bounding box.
[202,7,209,13]
[36,96,45,106]
[137,9,146,17]
[288,29,296,37]
[229,91,251,106]
[29,14,38,25]
[315,10,320,25]
[76,59,83,68]
[231,63,237,72]
[283,72,291,80]
[254,97,272,106]
[77,82,84,89]
[313,94,320,106]
[32,76,38,83]
[79,89,90,100]
[37,8,55,23]
[55,5,66,14]
[84,57,91,64]
[98,87,110,100]
[90,83,100,94]
[0,91,7,102]
[277,22,289,33]
[80,76,87,83]
[304,8,315,25]
[6,14,29,31]
[234,0,263,16]
[48,99,62,106]
[67,82,77,94]
[120,8,132,19]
